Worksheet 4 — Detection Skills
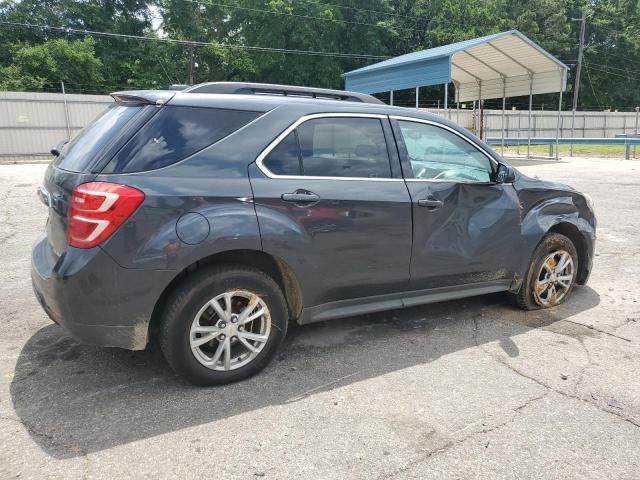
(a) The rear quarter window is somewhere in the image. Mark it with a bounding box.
[103,106,261,173]
[53,105,143,172]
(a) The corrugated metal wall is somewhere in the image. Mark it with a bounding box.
[423,107,640,140]
[0,91,112,162]
[0,91,638,163]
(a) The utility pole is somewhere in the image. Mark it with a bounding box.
[570,8,587,157]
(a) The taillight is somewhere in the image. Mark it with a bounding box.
[68,182,145,248]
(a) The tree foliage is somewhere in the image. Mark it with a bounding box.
[0,0,638,109]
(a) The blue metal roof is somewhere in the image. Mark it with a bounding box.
[342,30,568,98]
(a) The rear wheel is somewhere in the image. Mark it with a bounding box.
[160,265,288,386]
[510,233,579,310]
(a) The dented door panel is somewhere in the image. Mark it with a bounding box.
[405,180,522,290]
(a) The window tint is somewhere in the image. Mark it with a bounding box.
[54,105,142,172]
[398,121,492,182]
[263,132,301,175]
[296,117,391,178]
[105,106,261,173]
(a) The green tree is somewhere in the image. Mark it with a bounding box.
[0,0,639,109]
[0,38,103,90]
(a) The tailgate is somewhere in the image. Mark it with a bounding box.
[40,165,97,256]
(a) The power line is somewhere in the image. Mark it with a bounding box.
[587,62,640,77]
[585,64,640,81]
[586,49,640,63]
[0,20,389,59]
[583,60,603,109]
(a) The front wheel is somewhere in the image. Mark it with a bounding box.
[160,265,288,386]
[509,233,579,310]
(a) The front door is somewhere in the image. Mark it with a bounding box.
[249,114,413,308]
[391,117,522,291]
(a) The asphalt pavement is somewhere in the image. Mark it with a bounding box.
[1,157,638,479]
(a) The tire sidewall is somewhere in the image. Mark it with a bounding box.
[162,267,288,386]
[524,233,579,309]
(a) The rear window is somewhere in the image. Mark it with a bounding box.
[53,105,142,172]
[103,106,261,173]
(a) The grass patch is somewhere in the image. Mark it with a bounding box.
[500,144,637,158]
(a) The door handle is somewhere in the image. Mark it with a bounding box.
[281,191,320,203]
[417,198,443,210]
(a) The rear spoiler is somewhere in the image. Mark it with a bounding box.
[110,90,176,106]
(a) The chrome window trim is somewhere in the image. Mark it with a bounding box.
[389,115,499,182]
[404,178,498,185]
[255,112,403,182]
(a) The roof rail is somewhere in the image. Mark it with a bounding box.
[183,82,384,104]
[164,84,190,91]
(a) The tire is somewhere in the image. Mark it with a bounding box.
[509,233,579,310]
[160,265,288,386]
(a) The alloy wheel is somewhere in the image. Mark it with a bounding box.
[189,290,271,371]
[533,250,575,307]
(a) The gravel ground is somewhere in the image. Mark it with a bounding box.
[1,157,639,479]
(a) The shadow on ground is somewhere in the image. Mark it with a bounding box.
[10,287,599,458]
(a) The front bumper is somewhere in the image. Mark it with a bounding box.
[31,238,174,350]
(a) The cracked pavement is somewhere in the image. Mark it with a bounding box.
[1,157,639,479]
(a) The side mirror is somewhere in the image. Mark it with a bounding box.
[495,162,515,183]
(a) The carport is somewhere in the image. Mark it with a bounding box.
[342,30,569,159]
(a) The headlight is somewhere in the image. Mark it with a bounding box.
[583,193,595,211]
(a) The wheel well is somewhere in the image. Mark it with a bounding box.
[149,249,303,338]
[548,222,589,284]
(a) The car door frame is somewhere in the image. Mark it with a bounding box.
[389,114,524,295]
[389,115,501,182]
[255,112,405,180]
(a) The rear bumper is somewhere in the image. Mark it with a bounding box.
[31,238,174,350]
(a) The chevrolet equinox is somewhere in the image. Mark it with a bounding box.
[31,82,596,385]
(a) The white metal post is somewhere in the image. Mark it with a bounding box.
[390,90,394,106]
[455,82,460,125]
[478,81,483,139]
[517,111,521,155]
[501,78,506,155]
[635,106,639,158]
[527,74,533,159]
[444,82,448,118]
[416,87,419,111]
[555,73,564,160]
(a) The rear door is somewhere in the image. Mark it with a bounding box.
[249,114,413,307]
[391,116,522,291]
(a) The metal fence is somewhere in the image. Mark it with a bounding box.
[1,90,639,162]
[0,91,112,162]
[423,107,640,141]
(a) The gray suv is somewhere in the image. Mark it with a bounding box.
[31,82,596,385]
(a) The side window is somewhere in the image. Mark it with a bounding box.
[263,132,301,175]
[296,117,391,178]
[105,106,261,173]
[397,121,493,182]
